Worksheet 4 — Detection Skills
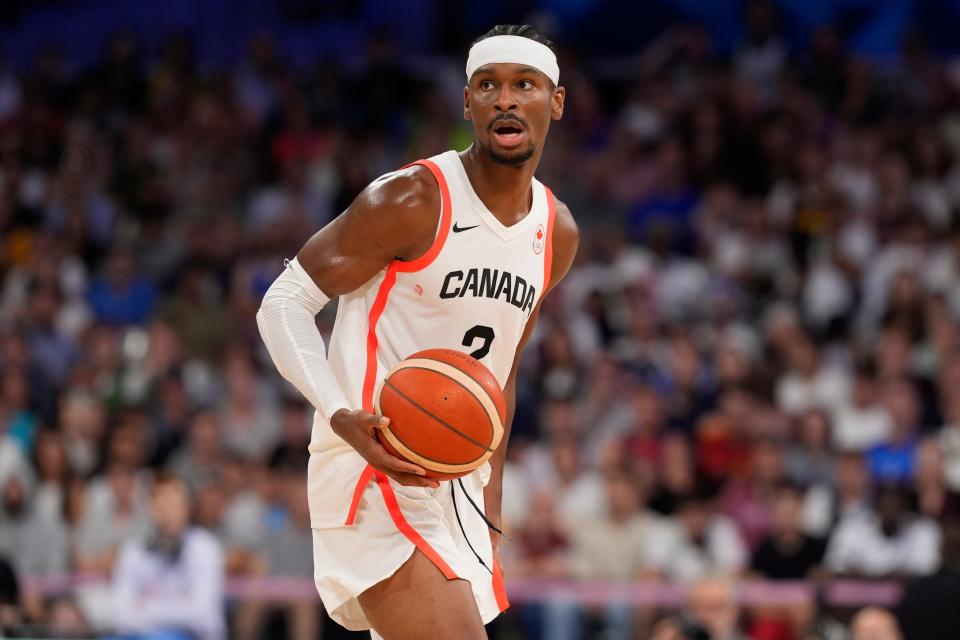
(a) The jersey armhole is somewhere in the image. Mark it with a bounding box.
[394,159,452,273]
[542,186,558,291]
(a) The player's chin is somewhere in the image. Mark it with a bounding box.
[486,140,536,167]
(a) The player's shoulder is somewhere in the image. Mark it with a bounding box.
[551,196,579,248]
[547,195,579,290]
[358,163,440,219]
[342,162,441,248]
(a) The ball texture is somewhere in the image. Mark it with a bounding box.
[375,348,506,479]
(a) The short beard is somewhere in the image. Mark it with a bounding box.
[480,139,536,167]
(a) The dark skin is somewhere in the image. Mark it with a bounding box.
[297,61,577,639]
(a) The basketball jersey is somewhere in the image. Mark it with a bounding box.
[307,149,556,528]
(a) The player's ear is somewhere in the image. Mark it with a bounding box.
[551,85,565,121]
[463,86,472,121]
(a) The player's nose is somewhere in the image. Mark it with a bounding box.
[493,86,518,111]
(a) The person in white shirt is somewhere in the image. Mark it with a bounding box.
[112,474,225,639]
[774,334,850,417]
[831,360,892,452]
[826,484,940,577]
[647,491,747,582]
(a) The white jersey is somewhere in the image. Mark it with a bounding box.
[306,149,556,529]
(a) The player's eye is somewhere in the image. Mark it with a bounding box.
[518,80,535,90]
[479,80,495,91]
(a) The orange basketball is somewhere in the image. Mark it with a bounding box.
[374,348,506,480]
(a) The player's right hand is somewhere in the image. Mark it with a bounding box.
[330,409,440,488]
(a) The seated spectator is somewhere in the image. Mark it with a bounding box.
[647,489,747,582]
[112,473,225,639]
[0,472,68,578]
[831,360,892,452]
[751,482,826,580]
[826,484,940,577]
[87,249,157,327]
[506,490,569,578]
[59,390,106,477]
[850,607,902,640]
[524,434,607,528]
[914,437,960,519]
[168,410,223,494]
[267,397,310,473]
[0,425,32,496]
[544,466,663,640]
[719,438,787,550]
[0,367,39,455]
[567,465,664,581]
[619,384,667,466]
[74,462,150,573]
[785,409,835,487]
[648,431,698,515]
[31,429,72,524]
[774,334,849,416]
[44,596,91,638]
[897,518,960,640]
[695,409,751,482]
[803,451,873,537]
[218,346,279,461]
[237,472,319,640]
[651,582,752,640]
[687,577,749,640]
[938,394,960,492]
[867,378,922,483]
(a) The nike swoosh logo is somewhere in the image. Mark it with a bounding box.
[452,222,480,233]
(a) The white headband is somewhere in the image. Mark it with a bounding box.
[466,35,559,86]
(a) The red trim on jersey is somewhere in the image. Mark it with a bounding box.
[374,470,458,579]
[396,159,452,273]
[344,463,375,526]
[543,187,558,290]
[492,559,510,612]
[360,264,399,413]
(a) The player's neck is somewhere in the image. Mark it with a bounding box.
[460,145,540,226]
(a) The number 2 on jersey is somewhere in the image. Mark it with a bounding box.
[462,325,495,359]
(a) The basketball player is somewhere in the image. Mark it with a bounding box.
[257,24,578,639]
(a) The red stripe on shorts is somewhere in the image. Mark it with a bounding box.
[374,470,458,579]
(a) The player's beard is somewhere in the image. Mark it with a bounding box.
[479,138,536,167]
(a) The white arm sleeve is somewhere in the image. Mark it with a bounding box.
[256,257,350,422]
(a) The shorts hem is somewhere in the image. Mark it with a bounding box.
[319,538,418,631]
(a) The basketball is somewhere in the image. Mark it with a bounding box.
[374,348,507,479]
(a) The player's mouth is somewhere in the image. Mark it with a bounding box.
[491,120,526,148]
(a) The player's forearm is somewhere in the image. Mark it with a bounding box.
[256,258,350,422]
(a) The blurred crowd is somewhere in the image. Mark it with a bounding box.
[2,1,960,638]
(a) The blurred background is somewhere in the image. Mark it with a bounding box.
[5,0,960,638]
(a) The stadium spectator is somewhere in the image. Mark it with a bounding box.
[167,410,223,494]
[897,517,960,640]
[112,474,225,639]
[686,577,749,640]
[647,490,747,582]
[826,485,940,577]
[803,451,873,538]
[850,607,902,640]
[545,465,663,640]
[751,482,826,580]
[867,379,923,483]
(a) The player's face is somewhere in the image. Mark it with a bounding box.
[464,63,565,167]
